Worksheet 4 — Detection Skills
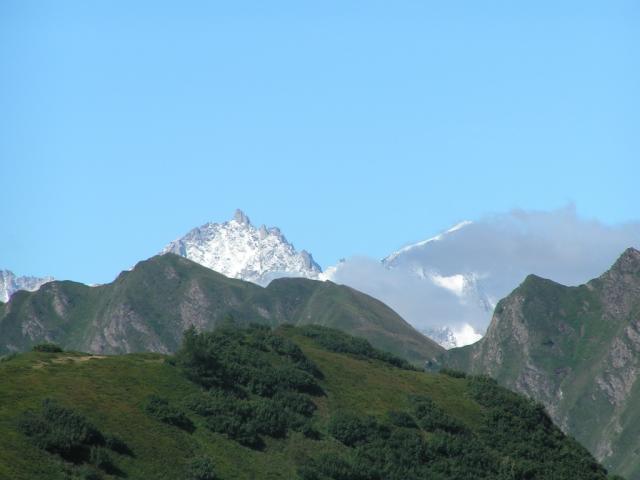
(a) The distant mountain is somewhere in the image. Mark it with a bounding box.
[0,253,442,364]
[421,325,483,350]
[0,270,53,302]
[381,220,498,325]
[324,221,490,345]
[442,247,640,479]
[162,209,321,285]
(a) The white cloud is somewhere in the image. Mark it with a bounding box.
[326,206,640,334]
[430,273,466,297]
[451,324,483,347]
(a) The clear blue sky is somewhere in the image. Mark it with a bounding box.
[1,1,638,284]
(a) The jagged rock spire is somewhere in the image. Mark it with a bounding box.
[233,209,251,225]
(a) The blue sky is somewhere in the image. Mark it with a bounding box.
[1,1,638,284]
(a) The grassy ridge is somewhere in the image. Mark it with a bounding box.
[0,326,616,480]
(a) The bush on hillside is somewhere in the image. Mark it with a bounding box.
[298,325,416,370]
[186,456,218,480]
[273,390,317,417]
[18,399,103,461]
[144,395,194,432]
[89,447,115,473]
[176,325,324,448]
[17,399,130,476]
[298,452,375,480]
[32,343,64,353]
[386,410,417,429]
[410,395,466,434]
[328,412,388,447]
[439,367,467,378]
[104,433,132,456]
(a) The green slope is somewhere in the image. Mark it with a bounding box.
[0,325,616,480]
[0,253,442,365]
[443,247,640,479]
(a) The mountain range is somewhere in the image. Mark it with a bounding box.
[2,209,637,352]
[442,247,640,479]
[0,253,442,364]
[157,211,496,347]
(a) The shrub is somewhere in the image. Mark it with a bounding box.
[174,327,230,389]
[32,343,63,353]
[273,391,317,417]
[410,395,466,434]
[439,368,467,378]
[18,399,103,461]
[17,399,128,474]
[205,415,262,449]
[144,395,194,432]
[89,447,114,472]
[328,412,387,447]
[298,325,415,370]
[252,399,289,438]
[387,410,417,429]
[104,433,132,456]
[298,453,373,480]
[74,466,103,480]
[186,456,218,480]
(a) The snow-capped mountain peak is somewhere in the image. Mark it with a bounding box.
[0,270,54,303]
[161,210,322,285]
[383,220,472,265]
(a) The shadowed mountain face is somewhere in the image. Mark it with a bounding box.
[0,253,442,364]
[443,247,640,479]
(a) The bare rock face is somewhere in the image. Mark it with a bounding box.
[443,248,640,478]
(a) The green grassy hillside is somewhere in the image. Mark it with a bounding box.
[443,247,640,479]
[0,325,618,480]
[0,253,441,365]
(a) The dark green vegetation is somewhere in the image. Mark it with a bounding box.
[442,247,640,479]
[0,253,441,365]
[298,324,417,370]
[18,399,127,478]
[32,343,64,353]
[0,325,617,479]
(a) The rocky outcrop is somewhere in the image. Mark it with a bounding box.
[443,248,640,479]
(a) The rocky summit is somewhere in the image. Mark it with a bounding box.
[442,247,640,479]
[161,209,322,285]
